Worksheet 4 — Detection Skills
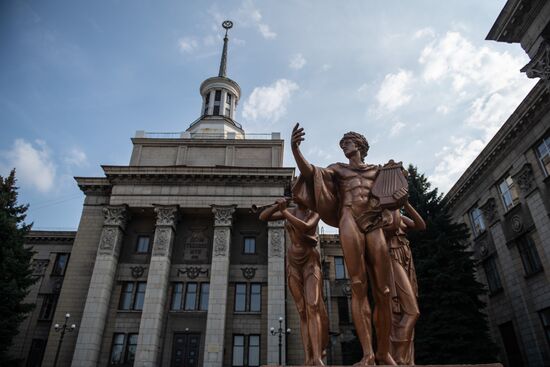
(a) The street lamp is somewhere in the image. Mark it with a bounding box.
[270,316,291,366]
[53,313,76,367]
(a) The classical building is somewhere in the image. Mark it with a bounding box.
[446,1,550,366]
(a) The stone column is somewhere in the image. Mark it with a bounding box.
[267,220,286,364]
[203,205,236,367]
[72,205,128,367]
[135,205,179,367]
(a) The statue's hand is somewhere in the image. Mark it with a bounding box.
[276,198,287,211]
[291,123,305,149]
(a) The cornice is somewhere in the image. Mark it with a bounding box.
[445,81,549,208]
[74,177,112,195]
[26,230,76,244]
[130,137,283,146]
[486,0,546,43]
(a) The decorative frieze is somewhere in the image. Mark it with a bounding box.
[177,267,209,279]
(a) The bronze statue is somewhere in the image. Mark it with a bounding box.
[384,201,425,365]
[291,123,406,366]
[259,197,329,365]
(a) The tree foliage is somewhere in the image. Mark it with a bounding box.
[406,165,498,364]
[0,169,35,363]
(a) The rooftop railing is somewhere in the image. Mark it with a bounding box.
[134,131,281,140]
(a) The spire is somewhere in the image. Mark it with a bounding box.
[218,20,233,78]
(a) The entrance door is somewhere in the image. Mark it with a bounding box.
[498,321,524,367]
[171,333,200,367]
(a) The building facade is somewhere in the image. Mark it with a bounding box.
[446,1,550,366]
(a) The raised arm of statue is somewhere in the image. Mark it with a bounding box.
[281,206,320,233]
[258,200,285,222]
[291,123,315,179]
[402,201,426,231]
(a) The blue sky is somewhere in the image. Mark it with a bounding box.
[0,0,537,230]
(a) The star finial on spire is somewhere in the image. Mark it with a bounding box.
[218,20,233,78]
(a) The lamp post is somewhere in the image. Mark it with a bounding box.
[53,313,76,367]
[270,316,291,366]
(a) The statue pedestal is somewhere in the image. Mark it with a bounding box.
[262,365,503,367]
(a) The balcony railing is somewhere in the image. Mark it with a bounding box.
[134,131,280,140]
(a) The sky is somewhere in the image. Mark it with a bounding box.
[0,0,538,231]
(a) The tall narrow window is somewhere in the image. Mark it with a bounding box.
[120,283,134,310]
[226,93,232,104]
[250,284,261,312]
[27,339,46,367]
[335,256,346,280]
[243,237,256,254]
[232,335,245,366]
[136,235,150,253]
[248,335,260,367]
[498,176,519,211]
[539,307,550,348]
[184,282,198,310]
[225,107,231,116]
[51,253,69,276]
[213,105,220,115]
[517,235,543,276]
[469,207,486,236]
[235,283,247,312]
[483,256,503,294]
[215,90,221,101]
[110,334,125,365]
[126,334,138,364]
[134,282,146,310]
[536,135,550,176]
[38,294,58,320]
[119,282,146,311]
[171,283,184,310]
[199,283,210,311]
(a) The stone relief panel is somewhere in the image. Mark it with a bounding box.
[212,205,236,227]
[269,228,284,258]
[241,267,257,279]
[177,266,209,279]
[31,259,50,276]
[480,198,498,225]
[521,41,550,88]
[183,228,209,262]
[103,206,129,228]
[130,266,146,278]
[154,206,179,227]
[213,227,230,257]
[99,227,119,255]
[513,163,535,195]
[153,227,172,256]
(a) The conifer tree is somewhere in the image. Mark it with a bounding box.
[406,165,498,364]
[0,170,35,363]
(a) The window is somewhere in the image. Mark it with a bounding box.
[539,307,550,348]
[215,90,221,101]
[226,94,232,103]
[51,253,69,276]
[335,256,346,280]
[26,339,46,367]
[536,135,550,176]
[517,235,543,276]
[243,237,256,254]
[232,335,260,367]
[170,282,209,311]
[38,294,58,320]
[136,236,150,253]
[119,282,146,311]
[483,256,503,294]
[213,105,220,115]
[469,207,486,236]
[109,333,138,365]
[498,176,519,211]
[337,297,351,324]
[225,107,231,116]
[234,283,261,312]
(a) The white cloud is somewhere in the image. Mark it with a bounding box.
[429,137,486,193]
[258,23,277,39]
[4,139,56,193]
[321,64,331,71]
[376,69,413,111]
[289,53,307,70]
[390,121,406,137]
[436,105,450,114]
[64,147,87,167]
[178,37,198,53]
[211,0,276,40]
[413,27,435,39]
[242,79,299,122]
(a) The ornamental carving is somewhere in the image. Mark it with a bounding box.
[177,267,208,279]
[511,214,523,233]
[103,206,128,228]
[241,267,257,279]
[153,227,172,256]
[521,41,550,88]
[154,206,179,227]
[130,266,146,278]
[480,198,498,224]
[514,164,535,195]
[31,259,49,275]
[212,205,236,227]
[269,229,283,257]
[99,227,117,254]
[213,228,229,257]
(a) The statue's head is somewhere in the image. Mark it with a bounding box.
[339,132,369,162]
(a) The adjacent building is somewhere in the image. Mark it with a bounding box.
[446,1,550,366]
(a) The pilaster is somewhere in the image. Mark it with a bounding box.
[134,205,179,367]
[203,205,236,367]
[71,205,129,367]
[267,220,286,364]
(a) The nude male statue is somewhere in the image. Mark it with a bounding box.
[259,197,329,365]
[291,123,398,366]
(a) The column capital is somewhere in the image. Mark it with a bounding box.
[267,219,285,228]
[512,163,535,196]
[154,205,180,228]
[521,40,550,88]
[103,205,129,229]
[211,205,236,227]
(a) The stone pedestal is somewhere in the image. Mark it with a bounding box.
[134,205,179,367]
[72,205,128,367]
[262,364,503,367]
[203,205,236,367]
[267,220,286,364]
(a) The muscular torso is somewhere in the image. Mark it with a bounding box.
[330,163,378,211]
[285,209,318,267]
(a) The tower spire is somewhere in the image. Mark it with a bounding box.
[218,20,233,78]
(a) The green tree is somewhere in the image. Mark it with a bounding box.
[0,170,35,364]
[406,165,499,364]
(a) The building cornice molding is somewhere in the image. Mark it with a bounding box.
[486,0,546,43]
[445,81,549,207]
[74,177,112,195]
[26,231,76,243]
[130,137,283,146]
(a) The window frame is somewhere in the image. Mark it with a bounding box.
[234,283,247,312]
[38,294,58,321]
[243,237,256,255]
[234,283,262,313]
[135,235,151,254]
[498,175,519,211]
[483,255,503,295]
[247,335,260,367]
[184,282,198,311]
[170,282,209,311]
[539,307,550,348]
[334,256,346,280]
[517,235,543,276]
[51,253,70,276]
[232,334,245,367]
[199,283,210,311]
[232,334,260,367]
[469,206,486,237]
[535,135,550,177]
[109,333,126,365]
[119,282,146,311]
